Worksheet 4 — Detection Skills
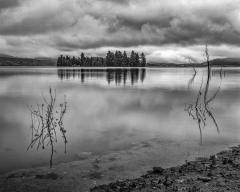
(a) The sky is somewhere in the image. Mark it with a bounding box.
[0,0,240,63]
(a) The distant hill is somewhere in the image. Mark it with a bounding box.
[0,56,56,66]
[0,53,14,58]
[208,58,240,67]
[147,62,195,68]
[148,58,240,68]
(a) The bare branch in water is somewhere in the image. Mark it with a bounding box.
[186,56,197,88]
[185,44,221,144]
[28,88,67,168]
[203,44,220,134]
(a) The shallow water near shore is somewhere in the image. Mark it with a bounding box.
[1,67,240,179]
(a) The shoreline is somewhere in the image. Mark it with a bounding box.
[91,144,240,192]
[0,143,240,191]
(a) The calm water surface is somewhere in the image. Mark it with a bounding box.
[0,67,240,174]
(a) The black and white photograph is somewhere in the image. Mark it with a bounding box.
[1,0,240,191]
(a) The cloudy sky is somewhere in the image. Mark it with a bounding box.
[0,0,240,63]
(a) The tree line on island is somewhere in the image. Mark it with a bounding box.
[57,50,146,67]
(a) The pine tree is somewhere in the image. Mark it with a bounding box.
[101,58,104,66]
[135,52,140,67]
[114,51,123,67]
[57,55,63,66]
[106,51,111,67]
[77,57,81,66]
[122,51,129,67]
[90,57,93,66]
[130,51,135,67]
[72,56,76,66]
[140,53,146,67]
[106,51,115,67]
[66,56,70,66]
[62,56,66,66]
[81,53,85,66]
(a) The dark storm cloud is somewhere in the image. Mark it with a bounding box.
[0,0,20,10]
[1,0,240,45]
[85,0,240,48]
[50,0,240,50]
[0,15,77,35]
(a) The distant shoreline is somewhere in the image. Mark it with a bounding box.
[1,56,240,68]
[1,65,240,68]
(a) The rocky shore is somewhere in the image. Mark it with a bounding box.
[1,144,240,192]
[91,145,240,192]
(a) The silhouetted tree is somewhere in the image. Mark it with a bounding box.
[71,56,77,66]
[130,51,135,67]
[114,51,123,67]
[135,52,140,67]
[81,52,85,66]
[106,51,115,67]
[140,53,146,67]
[122,51,129,67]
[57,55,63,67]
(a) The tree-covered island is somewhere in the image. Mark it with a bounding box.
[57,50,146,67]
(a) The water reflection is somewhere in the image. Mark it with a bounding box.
[57,68,146,85]
[185,67,222,144]
[2,67,240,175]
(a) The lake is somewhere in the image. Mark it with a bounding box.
[1,67,240,177]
